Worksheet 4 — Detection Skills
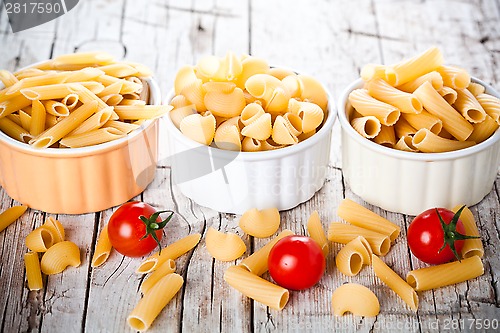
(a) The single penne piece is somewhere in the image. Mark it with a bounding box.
[69,107,115,135]
[20,83,79,101]
[224,265,289,311]
[71,85,112,112]
[336,236,372,276]
[351,116,381,139]
[136,233,201,274]
[59,127,126,148]
[327,223,391,256]
[337,199,400,242]
[96,75,142,94]
[30,101,98,148]
[114,105,173,120]
[124,62,153,77]
[140,259,176,294]
[307,211,329,256]
[413,82,473,141]
[6,113,22,126]
[476,93,500,125]
[373,125,396,148]
[119,99,147,106]
[406,255,484,291]
[396,71,444,93]
[103,120,140,134]
[437,65,471,89]
[451,205,484,258]
[468,115,499,143]
[64,67,105,83]
[402,110,443,134]
[97,63,138,78]
[19,110,32,131]
[331,283,380,317]
[348,89,400,125]
[395,135,418,152]
[45,114,58,128]
[394,117,417,138]
[128,273,183,332]
[24,252,43,291]
[412,128,475,153]
[239,208,280,238]
[239,229,294,276]
[0,94,33,117]
[0,70,19,87]
[0,117,32,143]
[74,81,105,95]
[42,100,70,117]
[453,89,487,123]
[438,86,458,104]
[40,241,81,274]
[467,82,485,96]
[91,224,113,267]
[388,47,444,86]
[14,67,47,80]
[52,51,115,67]
[6,73,67,95]
[61,93,79,110]
[0,205,28,233]
[205,227,246,262]
[365,78,422,114]
[97,81,124,97]
[100,94,123,106]
[372,255,418,311]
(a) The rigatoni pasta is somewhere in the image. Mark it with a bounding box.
[140,259,176,294]
[327,222,391,256]
[335,236,371,276]
[24,252,43,291]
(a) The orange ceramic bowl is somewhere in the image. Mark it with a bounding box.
[0,78,160,214]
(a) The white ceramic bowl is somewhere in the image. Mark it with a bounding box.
[164,91,336,214]
[338,77,500,215]
[0,78,161,214]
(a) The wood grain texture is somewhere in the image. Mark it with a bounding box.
[0,0,499,332]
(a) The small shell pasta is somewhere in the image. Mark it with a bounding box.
[239,208,280,238]
[241,113,272,140]
[331,283,380,317]
[180,112,216,145]
[242,137,262,152]
[241,102,265,125]
[336,236,372,276]
[205,227,246,261]
[214,117,243,151]
[293,101,323,133]
[169,105,197,129]
[204,87,246,118]
[40,241,81,275]
[272,115,299,145]
[298,75,328,112]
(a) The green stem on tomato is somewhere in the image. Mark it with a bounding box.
[139,210,174,255]
[437,205,480,261]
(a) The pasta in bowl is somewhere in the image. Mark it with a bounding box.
[163,53,336,213]
[338,48,500,215]
[0,53,165,214]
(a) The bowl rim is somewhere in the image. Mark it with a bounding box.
[163,86,337,161]
[0,76,161,157]
[337,77,500,161]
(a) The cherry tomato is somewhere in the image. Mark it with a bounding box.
[407,206,477,264]
[268,235,326,290]
[107,201,173,257]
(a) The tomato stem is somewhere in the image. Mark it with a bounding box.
[436,205,480,261]
[139,210,174,255]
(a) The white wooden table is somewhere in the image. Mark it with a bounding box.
[1,1,500,332]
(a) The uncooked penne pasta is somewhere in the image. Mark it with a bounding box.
[406,255,484,291]
[20,83,79,101]
[437,65,471,90]
[348,89,400,126]
[69,107,115,136]
[0,205,28,233]
[140,259,176,294]
[40,241,81,275]
[397,71,443,93]
[350,115,381,139]
[136,233,201,274]
[103,120,140,134]
[42,100,70,117]
[373,125,396,148]
[128,273,183,332]
[402,110,443,134]
[239,230,294,276]
[61,93,79,110]
[239,208,280,238]
[388,47,444,86]
[413,82,473,141]
[98,63,138,78]
[337,199,400,242]
[0,117,31,142]
[59,127,126,148]
[24,252,43,291]
[412,128,475,153]
[205,227,246,261]
[91,224,113,268]
[327,223,391,256]
[336,236,371,276]
[331,283,380,317]
[0,94,33,118]
[52,51,115,67]
[224,265,289,311]
[365,78,422,114]
[372,255,418,311]
[451,205,483,259]
[453,89,487,123]
[0,70,18,87]
[307,211,329,256]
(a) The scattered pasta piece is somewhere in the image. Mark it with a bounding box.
[331,283,380,317]
[91,224,113,267]
[205,227,246,261]
[451,205,484,258]
[336,236,371,276]
[25,216,65,252]
[24,252,43,291]
[327,223,391,256]
[40,241,81,275]
[140,259,176,294]
[128,273,184,332]
[224,265,289,311]
[306,211,329,256]
[0,205,27,233]
[239,207,280,238]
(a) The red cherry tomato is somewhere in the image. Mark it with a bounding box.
[407,206,476,264]
[268,235,326,290]
[107,201,173,257]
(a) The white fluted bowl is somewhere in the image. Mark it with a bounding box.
[338,77,500,215]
